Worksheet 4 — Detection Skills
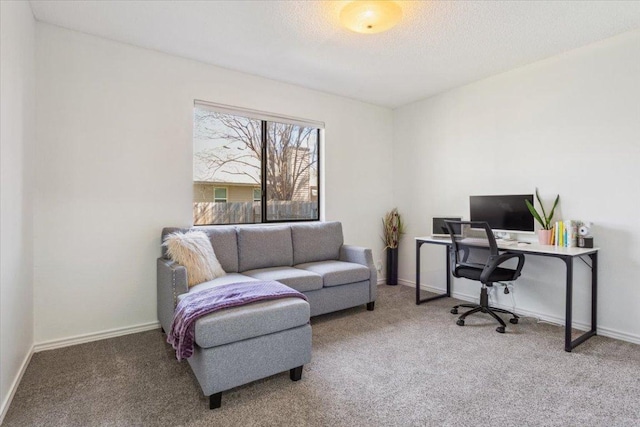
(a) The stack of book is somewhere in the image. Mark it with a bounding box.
[551,220,580,247]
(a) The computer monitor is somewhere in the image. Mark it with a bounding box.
[469,194,534,233]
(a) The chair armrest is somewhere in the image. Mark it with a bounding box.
[339,245,378,302]
[157,258,188,332]
[480,253,525,284]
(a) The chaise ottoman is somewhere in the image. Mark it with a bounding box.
[176,285,312,409]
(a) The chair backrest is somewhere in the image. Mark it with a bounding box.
[444,220,498,267]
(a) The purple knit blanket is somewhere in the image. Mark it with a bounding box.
[167,281,307,361]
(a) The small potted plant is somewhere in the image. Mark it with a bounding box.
[382,208,405,285]
[525,189,559,245]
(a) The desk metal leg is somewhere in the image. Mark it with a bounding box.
[564,257,573,352]
[446,249,451,296]
[415,241,421,305]
[591,252,598,333]
[416,241,451,305]
[564,253,598,352]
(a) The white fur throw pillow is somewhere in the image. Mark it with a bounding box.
[163,231,226,287]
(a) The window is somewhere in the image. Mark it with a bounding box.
[213,187,227,203]
[253,188,261,202]
[193,101,322,225]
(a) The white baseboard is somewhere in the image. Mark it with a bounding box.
[34,321,161,353]
[401,278,590,327]
[0,345,34,425]
[26,282,640,352]
[400,279,640,346]
[595,325,640,345]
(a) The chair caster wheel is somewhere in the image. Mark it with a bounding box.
[450,308,458,314]
[456,319,465,326]
[496,326,505,333]
[509,318,519,324]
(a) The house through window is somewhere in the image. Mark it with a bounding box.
[193,101,322,225]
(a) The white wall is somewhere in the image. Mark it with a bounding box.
[393,30,640,342]
[34,24,393,345]
[0,0,36,420]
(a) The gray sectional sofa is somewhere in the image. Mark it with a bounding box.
[157,221,377,408]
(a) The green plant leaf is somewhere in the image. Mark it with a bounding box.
[535,188,548,222]
[546,195,560,227]
[525,199,546,229]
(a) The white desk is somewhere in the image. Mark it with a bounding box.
[415,236,599,352]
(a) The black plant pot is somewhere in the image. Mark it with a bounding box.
[386,247,398,286]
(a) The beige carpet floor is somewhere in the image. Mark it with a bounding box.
[4,285,640,426]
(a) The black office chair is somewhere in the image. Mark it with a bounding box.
[444,220,525,333]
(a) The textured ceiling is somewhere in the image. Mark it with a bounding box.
[30,1,640,108]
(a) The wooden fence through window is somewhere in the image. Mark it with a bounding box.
[194,201,318,225]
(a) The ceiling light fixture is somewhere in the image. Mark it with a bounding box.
[340,1,403,34]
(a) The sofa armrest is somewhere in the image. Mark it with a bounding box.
[157,258,188,333]
[339,245,377,302]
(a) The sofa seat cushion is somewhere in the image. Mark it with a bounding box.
[178,273,258,301]
[193,297,310,349]
[296,261,370,287]
[243,267,323,293]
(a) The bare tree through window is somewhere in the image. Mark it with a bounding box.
[193,107,319,224]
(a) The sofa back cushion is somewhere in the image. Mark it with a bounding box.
[237,225,293,272]
[161,226,239,273]
[292,222,343,265]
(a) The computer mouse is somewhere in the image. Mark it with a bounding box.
[517,242,530,247]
